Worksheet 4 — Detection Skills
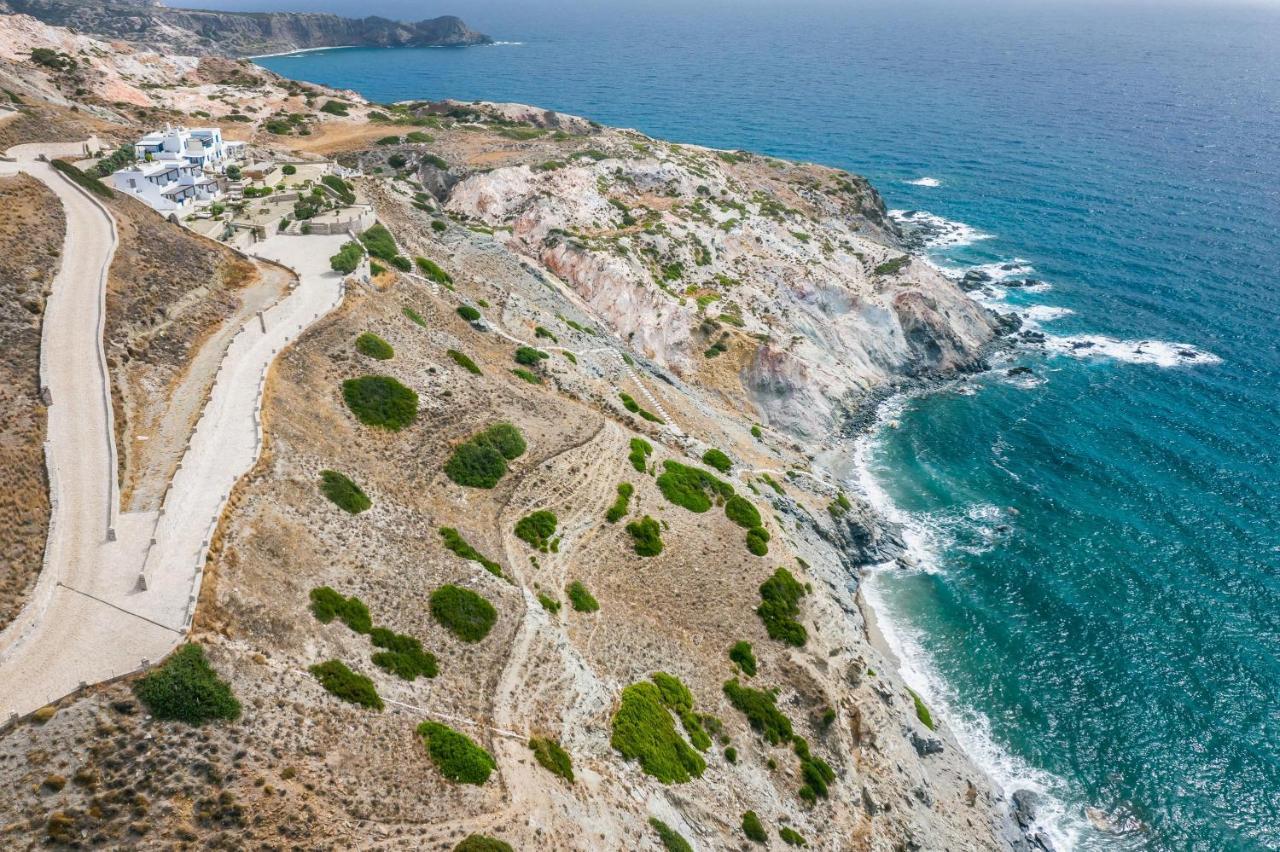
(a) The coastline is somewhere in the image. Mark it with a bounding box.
[247,44,357,60]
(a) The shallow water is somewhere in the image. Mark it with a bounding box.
[254,2,1280,847]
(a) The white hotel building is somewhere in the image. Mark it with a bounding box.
[112,126,246,213]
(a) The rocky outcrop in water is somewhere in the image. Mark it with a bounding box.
[0,0,491,56]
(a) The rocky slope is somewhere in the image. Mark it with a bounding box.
[0,17,1038,852]
[0,0,490,56]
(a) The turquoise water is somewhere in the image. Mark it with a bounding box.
[253,2,1280,848]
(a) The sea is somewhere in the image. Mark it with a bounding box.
[245,0,1280,848]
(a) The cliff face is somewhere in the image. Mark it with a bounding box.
[0,0,491,56]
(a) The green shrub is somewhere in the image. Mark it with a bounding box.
[562,351,578,364]
[759,473,784,495]
[626,515,663,557]
[779,827,807,847]
[376,134,401,146]
[319,469,371,514]
[535,325,558,341]
[403,306,426,326]
[514,346,549,366]
[355,332,393,360]
[444,423,525,489]
[342,375,418,430]
[656,460,734,513]
[389,255,411,271]
[319,99,349,116]
[514,510,558,551]
[611,683,705,783]
[873,255,910,275]
[388,153,408,169]
[415,256,453,283]
[439,527,504,578]
[566,581,599,613]
[368,260,384,274]
[757,568,807,646]
[309,587,372,634]
[457,304,482,322]
[358,223,400,262]
[281,163,298,176]
[431,219,447,232]
[309,660,382,710]
[537,592,561,613]
[618,391,662,423]
[321,174,355,204]
[908,688,936,730]
[723,678,793,745]
[430,585,497,642]
[652,672,711,750]
[742,810,767,843]
[51,159,113,198]
[330,240,364,274]
[729,641,758,676]
[423,153,449,169]
[417,721,495,784]
[724,745,738,763]
[751,424,763,439]
[446,348,482,375]
[702,448,732,473]
[724,495,761,529]
[628,438,653,473]
[370,628,438,680]
[511,368,542,384]
[605,482,633,523]
[746,527,770,556]
[407,131,433,143]
[454,837,512,852]
[528,736,574,783]
[649,818,694,852]
[132,644,240,725]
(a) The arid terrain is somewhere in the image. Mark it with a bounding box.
[0,11,1033,851]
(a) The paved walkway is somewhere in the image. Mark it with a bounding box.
[0,142,348,719]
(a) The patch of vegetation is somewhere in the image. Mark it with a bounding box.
[51,159,113,198]
[358,224,405,269]
[724,495,762,529]
[528,736,574,783]
[827,491,853,517]
[417,721,496,784]
[751,424,764,439]
[701,448,733,472]
[729,641,758,676]
[30,47,77,72]
[430,585,497,642]
[132,644,241,725]
[534,325,559,341]
[329,240,363,274]
[309,660,382,710]
[454,837,512,852]
[723,678,793,745]
[281,163,298,176]
[404,306,426,326]
[873,255,911,275]
[376,134,401,145]
[605,482,634,523]
[407,131,433,143]
[724,745,738,763]
[611,683,706,783]
[321,174,355,204]
[618,391,662,423]
[457,304,482,322]
[652,672,712,751]
[626,515,664,557]
[757,568,808,646]
[446,348,482,375]
[444,423,525,488]
[537,592,561,613]
[439,527,504,578]
[319,99,349,116]
[566,581,599,613]
[656,460,734,513]
[423,153,449,170]
[514,346,549,366]
[90,146,133,178]
[794,736,836,799]
[779,827,808,847]
[649,818,694,852]
[562,350,577,364]
[415,256,453,283]
[742,811,767,843]
[746,526,771,556]
[628,437,653,473]
[370,628,438,681]
[319,469,371,514]
[510,368,542,384]
[342,375,418,431]
[514,510,558,551]
[908,687,936,730]
[309,587,372,634]
[355,332,393,360]
[759,473,784,495]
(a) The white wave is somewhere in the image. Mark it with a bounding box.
[485,41,526,46]
[1045,335,1222,367]
[906,176,943,187]
[890,209,994,250]
[1022,305,1075,323]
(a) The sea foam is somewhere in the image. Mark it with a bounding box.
[890,209,994,249]
[906,176,943,187]
[1044,335,1222,367]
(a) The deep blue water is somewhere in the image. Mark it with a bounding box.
[249,1,1280,848]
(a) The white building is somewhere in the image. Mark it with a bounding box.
[132,126,245,171]
[112,161,221,213]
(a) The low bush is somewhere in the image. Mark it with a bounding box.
[605,482,634,523]
[319,99,349,116]
[309,660,382,710]
[724,495,761,529]
[514,346,549,366]
[626,515,663,557]
[430,585,497,642]
[133,644,240,725]
[535,325,558,341]
[652,672,711,751]
[746,527,770,556]
[415,255,453,283]
[309,587,372,634]
[729,641,758,676]
[723,678,793,745]
[370,628,438,680]
[319,469,371,514]
[358,223,400,262]
[908,687,936,730]
[742,811,767,843]
[779,827,807,847]
[528,736,574,783]
[407,131,433,143]
[388,153,408,169]
[321,174,355,204]
[376,134,401,145]
[417,721,496,784]
[566,581,599,613]
[873,255,910,275]
[342,375,418,430]
[759,473,784,495]
[757,568,807,646]
[403,306,426,326]
[649,818,694,852]
[611,683,705,783]
[473,422,526,459]
[537,592,561,613]
[656,460,734,513]
[702,448,732,473]
[454,837,512,852]
[444,443,504,489]
[618,391,662,423]
[724,745,738,763]
[457,304,481,322]
[281,163,298,176]
[389,255,411,271]
[51,159,113,198]
[514,510,558,551]
[329,240,363,274]
[628,437,653,473]
[446,348,482,375]
[510,368,542,384]
[355,332,393,360]
[439,527,504,578]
